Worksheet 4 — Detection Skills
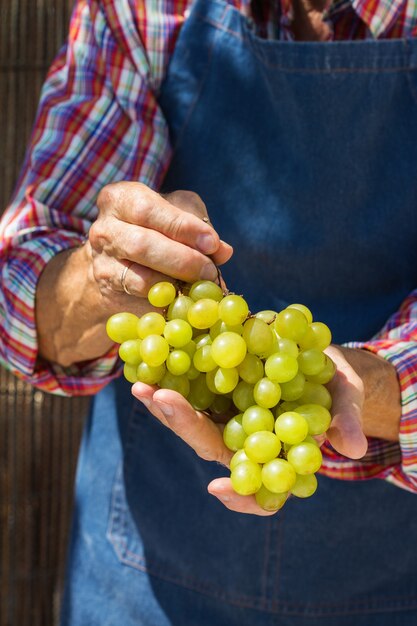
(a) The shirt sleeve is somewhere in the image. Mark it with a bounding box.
[320,289,417,493]
[0,0,175,396]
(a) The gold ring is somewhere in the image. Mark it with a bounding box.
[202,216,210,223]
[120,262,134,296]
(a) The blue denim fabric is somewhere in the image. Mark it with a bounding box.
[61,0,417,624]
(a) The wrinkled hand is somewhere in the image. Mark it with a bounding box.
[88,182,233,316]
[132,346,376,516]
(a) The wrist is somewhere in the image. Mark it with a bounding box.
[36,243,113,366]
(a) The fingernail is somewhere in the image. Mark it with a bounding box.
[140,398,151,409]
[155,401,174,417]
[200,262,218,280]
[196,233,216,254]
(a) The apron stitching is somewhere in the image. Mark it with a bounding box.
[167,29,220,155]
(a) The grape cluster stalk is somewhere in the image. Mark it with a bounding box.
[106,280,335,511]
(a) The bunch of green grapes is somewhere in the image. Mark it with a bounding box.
[106,280,335,512]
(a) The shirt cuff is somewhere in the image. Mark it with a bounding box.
[320,340,417,493]
[1,231,121,396]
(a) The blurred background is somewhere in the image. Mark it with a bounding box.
[0,1,90,624]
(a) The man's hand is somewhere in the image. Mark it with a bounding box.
[132,345,401,516]
[326,345,401,446]
[36,183,232,366]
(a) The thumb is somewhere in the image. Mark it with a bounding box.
[325,346,368,459]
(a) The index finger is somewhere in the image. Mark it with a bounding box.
[132,383,233,467]
[107,182,233,261]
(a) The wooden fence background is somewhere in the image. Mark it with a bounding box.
[0,1,90,624]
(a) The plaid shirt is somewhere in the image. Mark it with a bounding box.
[1,0,417,492]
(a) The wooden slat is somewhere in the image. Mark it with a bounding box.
[0,2,90,625]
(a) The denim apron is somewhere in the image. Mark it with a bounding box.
[61,1,417,624]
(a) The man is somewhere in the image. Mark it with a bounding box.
[1,0,417,624]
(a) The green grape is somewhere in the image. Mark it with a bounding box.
[303,435,320,447]
[264,353,298,383]
[256,485,288,511]
[274,308,308,342]
[186,363,201,380]
[223,414,247,451]
[137,312,166,338]
[291,474,318,498]
[253,378,281,409]
[188,280,224,302]
[276,400,299,416]
[237,353,264,384]
[188,374,215,410]
[205,368,218,394]
[140,335,169,367]
[209,394,232,415]
[262,459,297,493]
[194,333,212,349]
[124,363,139,383]
[209,319,244,339]
[287,303,313,324]
[275,411,309,445]
[214,367,239,394]
[230,449,250,471]
[299,381,332,410]
[244,431,281,464]
[163,319,193,348]
[276,337,299,358]
[167,295,194,321]
[119,339,142,365]
[242,318,274,355]
[166,350,191,376]
[298,322,332,351]
[188,299,219,329]
[255,310,277,324]
[193,345,217,372]
[106,312,140,343]
[242,405,275,434]
[298,348,326,376]
[306,355,336,384]
[218,295,249,326]
[230,460,262,495]
[137,362,166,384]
[148,281,176,307]
[159,372,190,398]
[232,381,255,412]
[294,404,331,435]
[279,372,305,401]
[259,330,280,359]
[181,340,196,359]
[211,332,247,368]
[287,442,323,475]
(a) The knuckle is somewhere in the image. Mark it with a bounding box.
[97,183,120,211]
[130,186,154,224]
[88,220,104,251]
